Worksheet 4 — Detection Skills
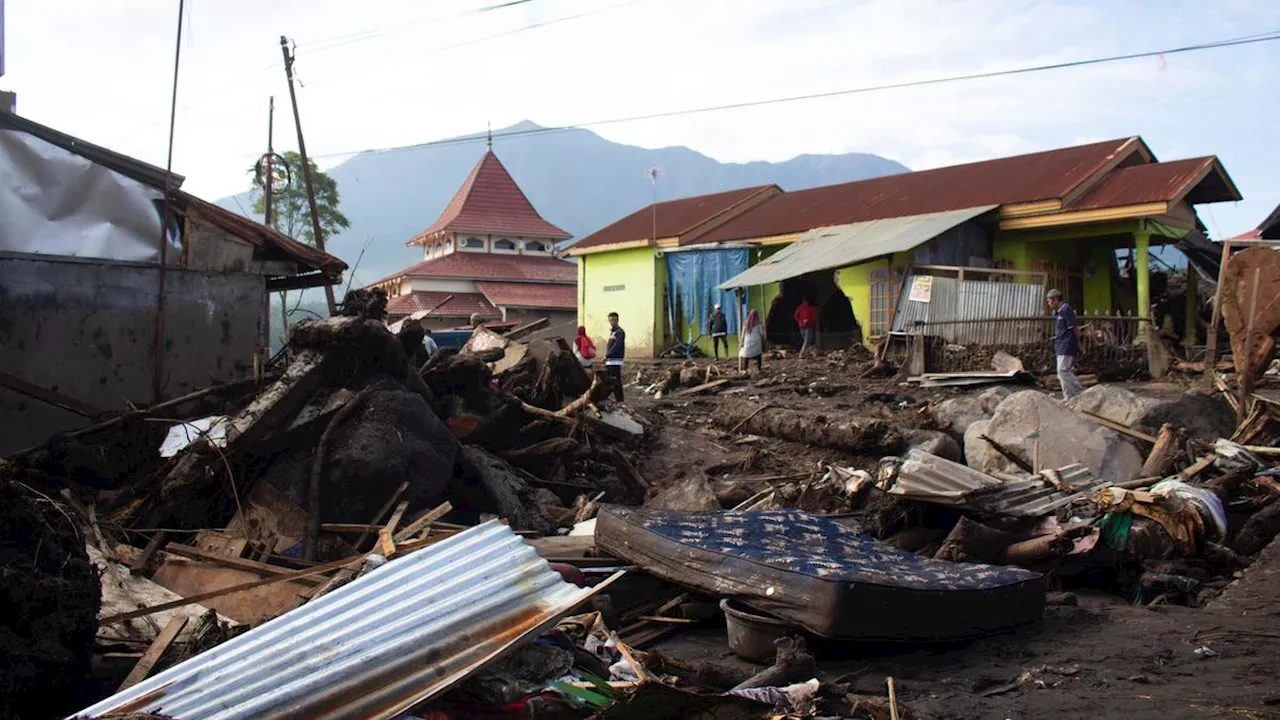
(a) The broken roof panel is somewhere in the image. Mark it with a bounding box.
[717,206,995,289]
[1064,156,1241,211]
[75,521,606,720]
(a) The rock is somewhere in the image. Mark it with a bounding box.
[933,386,1016,443]
[902,428,963,463]
[1065,385,1236,441]
[964,390,1144,486]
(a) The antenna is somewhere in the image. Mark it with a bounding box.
[486,121,493,150]
[648,167,661,244]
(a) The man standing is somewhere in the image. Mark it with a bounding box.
[605,312,626,402]
[1047,289,1084,399]
[794,297,818,356]
[423,328,439,358]
[708,303,728,360]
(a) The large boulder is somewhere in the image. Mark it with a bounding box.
[1065,385,1236,441]
[964,390,1144,485]
[903,428,963,463]
[933,386,1016,444]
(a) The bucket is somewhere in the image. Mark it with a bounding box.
[720,598,802,663]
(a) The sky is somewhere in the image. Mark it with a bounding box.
[3,0,1279,239]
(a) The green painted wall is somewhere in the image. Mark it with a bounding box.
[837,258,888,346]
[1082,243,1114,314]
[579,247,660,358]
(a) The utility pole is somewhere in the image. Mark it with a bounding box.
[264,97,275,229]
[280,36,338,316]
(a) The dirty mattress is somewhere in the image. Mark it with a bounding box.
[595,506,1046,640]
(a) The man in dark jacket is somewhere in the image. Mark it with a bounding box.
[1046,289,1084,399]
[708,303,728,359]
[605,312,626,402]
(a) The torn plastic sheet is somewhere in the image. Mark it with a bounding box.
[159,415,231,457]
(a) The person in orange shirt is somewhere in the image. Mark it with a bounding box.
[794,298,818,356]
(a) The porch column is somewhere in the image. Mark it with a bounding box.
[1184,265,1198,349]
[1134,229,1151,327]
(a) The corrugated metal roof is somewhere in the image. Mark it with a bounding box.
[410,151,572,242]
[698,138,1143,244]
[1065,157,1238,210]
[572,186,779,251]
[476,281,577,309]
[74,521,608,720]
[370,252,577,287]
[385,291,498,319]
[889,450,1106,518]
[717,206,995,289]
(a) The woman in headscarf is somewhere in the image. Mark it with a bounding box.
[573,325,597,369]
[738,309,765,373]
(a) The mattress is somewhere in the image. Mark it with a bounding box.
[595,506,1046,640]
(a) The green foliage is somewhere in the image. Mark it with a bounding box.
[249,151,350,245]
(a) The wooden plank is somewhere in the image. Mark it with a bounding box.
[394,501,454,543]
[1077,410,1158,443]
[118,615,188,691]
[354,481,410,551]
[1179,455,1217,480]
[163,543,322,585]
[102,554,366,626]
[383,500,410,538]
[0,371,106,418]
[505,317,549,341]
[130,531,168,576]
[1203,239,1232,388]
[672,379,730,398]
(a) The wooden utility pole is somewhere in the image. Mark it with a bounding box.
[264,96,275,229]
[280,36,338,316]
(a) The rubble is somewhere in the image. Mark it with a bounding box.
[1065,384,1237,442]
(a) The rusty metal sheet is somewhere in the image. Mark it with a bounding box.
[72,521,613,720]
[1221,246,1280,380]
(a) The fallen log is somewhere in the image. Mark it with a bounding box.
[934,517,1020,564]
[998,533,1074,566]
[715,400,903,454]
[1231,500,1280,557]
[457,446,558,535]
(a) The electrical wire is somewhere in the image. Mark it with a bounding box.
[311,29,1280,160]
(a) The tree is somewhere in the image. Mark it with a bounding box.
[248,151,350,246]
[249,151,351,334]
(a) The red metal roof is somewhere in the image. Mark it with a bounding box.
[370,252,577,287]
[698,138,1143,244]
[477,281,577,309]
[410,151,571,243]
[1064,157,1235,211]
[573,186,779,251]
[385,291,498,319]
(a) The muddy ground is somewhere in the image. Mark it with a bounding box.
[619,353,1280,719]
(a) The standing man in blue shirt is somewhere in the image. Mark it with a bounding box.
[605,312,626,402]
[1046,289,1084,399]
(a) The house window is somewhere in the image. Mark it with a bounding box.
[494,239,516,251]
[462,237,484,250]
[524,240,547,252]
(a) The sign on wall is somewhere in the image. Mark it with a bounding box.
[908,275,934,303]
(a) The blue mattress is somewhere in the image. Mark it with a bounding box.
[595,506,1046,640]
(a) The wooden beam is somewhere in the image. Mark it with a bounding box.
[672,379,729,398]
[129,531,168,576]
[118,615,188,691]
[394,501,454,543]
[1203,239,1232,388]
[1077,410,1158,443]
[163,543,323,586]
[0,372,106,418]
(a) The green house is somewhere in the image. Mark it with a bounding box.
[570,137,1240,358]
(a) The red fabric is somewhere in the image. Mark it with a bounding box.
[794,302,817,329]
[743,309,761,332]
[575,327,597,359]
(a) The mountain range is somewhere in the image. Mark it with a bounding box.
[217,120,909,287]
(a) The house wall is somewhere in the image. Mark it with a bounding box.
[0,256,265,454]
[578,246,659,358]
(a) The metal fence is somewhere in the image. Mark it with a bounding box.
[911,314,1147,374]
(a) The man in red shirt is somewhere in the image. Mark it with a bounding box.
[794,298,818,356]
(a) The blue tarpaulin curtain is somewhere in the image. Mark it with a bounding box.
[665,249,749,339]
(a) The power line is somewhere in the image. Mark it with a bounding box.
[313,29,1280,161]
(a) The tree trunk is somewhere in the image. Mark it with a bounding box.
[457,446,557,535]
[1139,423,1184,479]
[715,400,903,454]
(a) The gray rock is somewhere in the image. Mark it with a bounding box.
[646,473,723,513]
[965,390,1144,485]
[903,428,963,463]
[1065,384,1236,441]
[933,386,1017,444]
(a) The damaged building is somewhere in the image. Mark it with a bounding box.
[0,111,347,454]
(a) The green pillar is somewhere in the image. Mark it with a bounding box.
[1134,229,1151,327]
[1184,265,1198,348]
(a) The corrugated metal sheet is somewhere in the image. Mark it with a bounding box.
[894,274,1045,344]
[717,206,995,289]
[888,450,1107,518]
[73,521,609,720]
[1065,157,1235,210]
[696,138,1142,244]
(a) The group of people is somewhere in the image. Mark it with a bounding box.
[562,289,1083,406]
